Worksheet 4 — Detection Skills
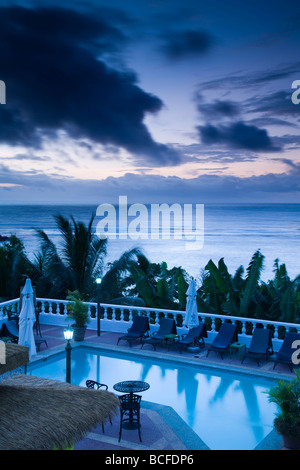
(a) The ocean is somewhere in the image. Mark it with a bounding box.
[0,203,299,283]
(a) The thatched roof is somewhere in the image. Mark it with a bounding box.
[0,374,119,450]
[0,342,29,375]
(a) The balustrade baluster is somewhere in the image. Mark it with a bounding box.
[87,304,92,318]
[111,307,116,321]
[120,308,124,321]
[129,309,133,322]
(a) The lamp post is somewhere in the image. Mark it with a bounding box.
[96,277,102,336]
[64,326,73,383]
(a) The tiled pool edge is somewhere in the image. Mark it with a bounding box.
[141,400,210,450]
[254,429,282,450]
[74,340,295,383]
[29,340,292,384]
[29,325,296,383]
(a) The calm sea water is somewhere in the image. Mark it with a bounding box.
[0,203,299,282]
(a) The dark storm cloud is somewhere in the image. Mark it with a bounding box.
[194,88,298,152]
[195,94,241,119]
[0,5,181,167]
[198,121,280,152]
[159,29,215,60]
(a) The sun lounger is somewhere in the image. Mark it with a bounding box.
[241,328,273,366]
[117,315,150,347]
[273,332,300,372]
[141,317,177,351]
[206,322,238,359]
[171,322,208,353]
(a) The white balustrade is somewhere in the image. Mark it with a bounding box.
[0,297,299,346]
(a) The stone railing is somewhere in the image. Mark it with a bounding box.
[1,297,299,348]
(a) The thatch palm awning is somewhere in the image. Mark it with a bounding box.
[0,374,119,450]
[0,342,29,375]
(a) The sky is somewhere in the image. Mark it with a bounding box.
[0,0,299,204]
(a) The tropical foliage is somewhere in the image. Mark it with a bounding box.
[34,214,107,299]
[267,370,300,437]
[0,235,36,300]
[66,290,89,327]
[197,250,300,324]
[0,213,299,327]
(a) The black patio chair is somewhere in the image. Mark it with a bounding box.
[273,332,300,372]
[0,320,48,352]
[118,393,142,442]
[85,380,112,432]
[241,328,274,366]
[141,317,177,351]
[206,322,238,359]
[171,322,208,353]
[117,315,150,347]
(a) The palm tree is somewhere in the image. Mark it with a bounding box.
[259,259,300,324]
[199,250,265,318]
[99,247,146,303]
[35,214,107,299]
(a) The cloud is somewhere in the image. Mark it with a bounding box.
[197,121,281,152]
[198,62,300,91]
[245,90,300,118]
[193,88,298,153]
[195,94,241,119]
[159,29,215,60]
[1,163,300,204]
[0,5,181,167]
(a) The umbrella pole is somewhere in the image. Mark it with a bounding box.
[187,328,200,354]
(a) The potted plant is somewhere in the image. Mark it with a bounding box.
[267,370,300,449]
[66,290,89,341]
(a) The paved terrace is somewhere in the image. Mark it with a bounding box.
[27,324,296,451]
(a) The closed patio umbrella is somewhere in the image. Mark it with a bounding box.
[184,278,200,352]
[18,278,36,360]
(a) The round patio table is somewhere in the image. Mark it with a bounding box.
[113,380,150,429]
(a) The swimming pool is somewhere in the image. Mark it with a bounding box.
[28,347,277,450]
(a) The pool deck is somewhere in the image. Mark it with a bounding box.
[29,324,298,451]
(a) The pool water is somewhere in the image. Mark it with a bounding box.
[28,347,277,450]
